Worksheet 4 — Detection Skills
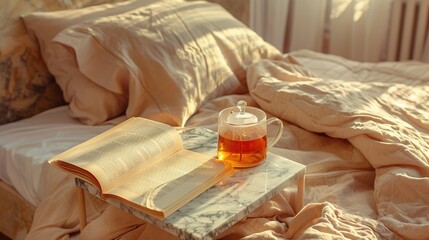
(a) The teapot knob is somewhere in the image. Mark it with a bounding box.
[226,100,258,125]
[237,100,247,113]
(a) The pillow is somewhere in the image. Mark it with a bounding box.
[26,0,281,126]
[0,1,68,125]
[0,36,65,125]
[22,0,159,125]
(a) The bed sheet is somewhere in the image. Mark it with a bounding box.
[0,106,115,206]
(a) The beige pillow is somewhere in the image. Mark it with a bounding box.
[26,0,280,125]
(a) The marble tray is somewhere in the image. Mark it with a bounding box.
[76,127,306,240]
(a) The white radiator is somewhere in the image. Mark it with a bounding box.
[387,0,429,61]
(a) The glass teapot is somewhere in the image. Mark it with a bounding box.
[217,100,283,168]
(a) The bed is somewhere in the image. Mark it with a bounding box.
[1,0,428,239]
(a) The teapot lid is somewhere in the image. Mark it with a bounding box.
[227,100,257,125]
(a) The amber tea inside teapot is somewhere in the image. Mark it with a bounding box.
[217,101,283,168]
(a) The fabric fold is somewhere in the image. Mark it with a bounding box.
[247,53,429,239]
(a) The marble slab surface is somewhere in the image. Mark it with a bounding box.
[76,127,305,240]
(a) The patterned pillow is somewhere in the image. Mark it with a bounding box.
[0,38,64,125]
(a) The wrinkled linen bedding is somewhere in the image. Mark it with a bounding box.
[0,106,114,207]
[26,50,429,239]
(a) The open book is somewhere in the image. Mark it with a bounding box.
[49,117,233,219]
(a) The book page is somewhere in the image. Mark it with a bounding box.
[49,117,183,191]
[104,149,232,217]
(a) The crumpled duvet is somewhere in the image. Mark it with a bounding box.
[247,50,429,239]
[27,50,429,240]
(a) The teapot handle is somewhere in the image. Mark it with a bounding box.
[266,117,283,147]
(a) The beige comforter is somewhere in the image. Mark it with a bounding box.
[27,50,429,240]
